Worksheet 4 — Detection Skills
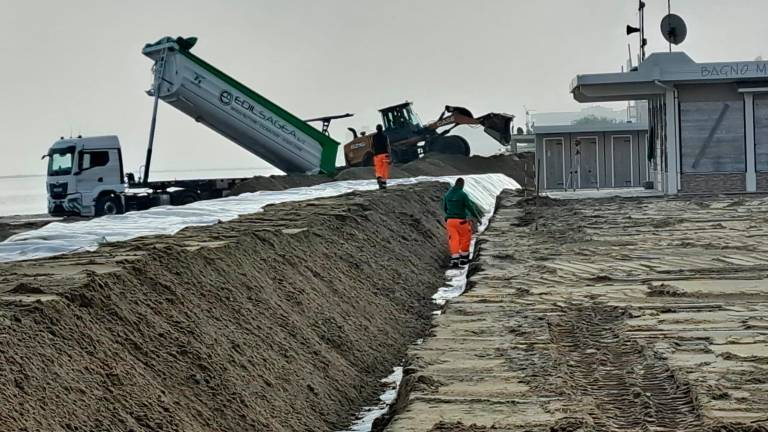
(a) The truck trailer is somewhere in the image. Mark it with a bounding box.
[44,36,340,217]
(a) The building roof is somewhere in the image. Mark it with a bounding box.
[571,52,768,102]
[534,122,647,135]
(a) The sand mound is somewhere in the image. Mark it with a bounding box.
[232,154,533,194]
[425,153,534,187]
[0,184,449,431]
[230,174,331,195]
[333,165,411,181]
[334,154,534,186]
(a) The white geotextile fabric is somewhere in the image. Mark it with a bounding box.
[343,367,403,432]
[0,174,518,263]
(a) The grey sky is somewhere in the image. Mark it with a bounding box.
[2,0,766,176]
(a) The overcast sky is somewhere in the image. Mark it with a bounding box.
[2,0,767,176]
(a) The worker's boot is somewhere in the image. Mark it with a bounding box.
[376,177,386,190]
[450,254,460,268]
[459,253,470,266]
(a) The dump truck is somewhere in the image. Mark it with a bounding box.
[343,102,514,166]
[44,36,340,217]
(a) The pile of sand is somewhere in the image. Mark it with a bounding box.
[230,154,534,198]
[0,183,449,431]
[229,174,332,195]
[335,154,534,188]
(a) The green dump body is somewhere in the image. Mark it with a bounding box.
[143,37,339,175]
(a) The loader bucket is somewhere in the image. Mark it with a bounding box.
[444,106,514,146]
[479,113,514,145]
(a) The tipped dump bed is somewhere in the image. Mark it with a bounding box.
[143,37,339,175]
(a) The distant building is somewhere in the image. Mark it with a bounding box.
[535,122,649,191]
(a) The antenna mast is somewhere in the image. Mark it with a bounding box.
[626,1,647,63]
[668,0,672,52]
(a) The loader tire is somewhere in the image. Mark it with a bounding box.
[392,147,419,164]
[427,135,470,157]
[362,152,374,167]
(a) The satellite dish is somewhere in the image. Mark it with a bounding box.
[661,14,687,45]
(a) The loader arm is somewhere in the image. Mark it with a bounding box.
[426,106,514,146]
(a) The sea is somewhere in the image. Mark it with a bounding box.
[0,168,280,217]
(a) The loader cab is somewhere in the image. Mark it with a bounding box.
[379,102,424,143]
[45,135,126,217]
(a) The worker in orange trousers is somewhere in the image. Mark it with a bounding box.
[371,124,391,190]
[442,177,483,267]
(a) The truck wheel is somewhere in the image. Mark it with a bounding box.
[95,195,123,217]
[427,136,470,156]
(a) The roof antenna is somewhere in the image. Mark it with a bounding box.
[661,4,688,49]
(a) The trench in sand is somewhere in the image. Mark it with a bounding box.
[341,189,507,432]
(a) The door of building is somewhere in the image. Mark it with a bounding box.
[612,135,633,187]
[576,137,599,188]
[544,138,565,189]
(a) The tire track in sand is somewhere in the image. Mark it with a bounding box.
[549,304,703,431]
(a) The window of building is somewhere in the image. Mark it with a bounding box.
[754,94,768,171]
[680,100,745,173]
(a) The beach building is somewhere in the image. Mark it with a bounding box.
[570,52,768,194]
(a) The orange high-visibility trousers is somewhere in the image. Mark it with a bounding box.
[446,218,472,258]
[374,154,390,180]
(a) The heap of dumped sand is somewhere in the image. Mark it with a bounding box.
[229,173,333,195]
[0,183,449,431]
[334,153,534,188]
[232,153,534,196]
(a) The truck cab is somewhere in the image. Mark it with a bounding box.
[46,136,125,217]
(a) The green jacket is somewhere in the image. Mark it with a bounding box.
[442,185,483,220]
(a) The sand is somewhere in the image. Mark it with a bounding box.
[230,154,533,196]
[334,154,534,189]
[0,183,451,431]
[229,174,333,195]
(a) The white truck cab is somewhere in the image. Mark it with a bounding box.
[46,135,126,217]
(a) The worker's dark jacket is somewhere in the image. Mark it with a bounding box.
[442,185,483,220]
[372,131,390,155]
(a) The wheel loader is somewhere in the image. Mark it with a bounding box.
[343,102,514,166]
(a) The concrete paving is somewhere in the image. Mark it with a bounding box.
[387,192,768,431]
